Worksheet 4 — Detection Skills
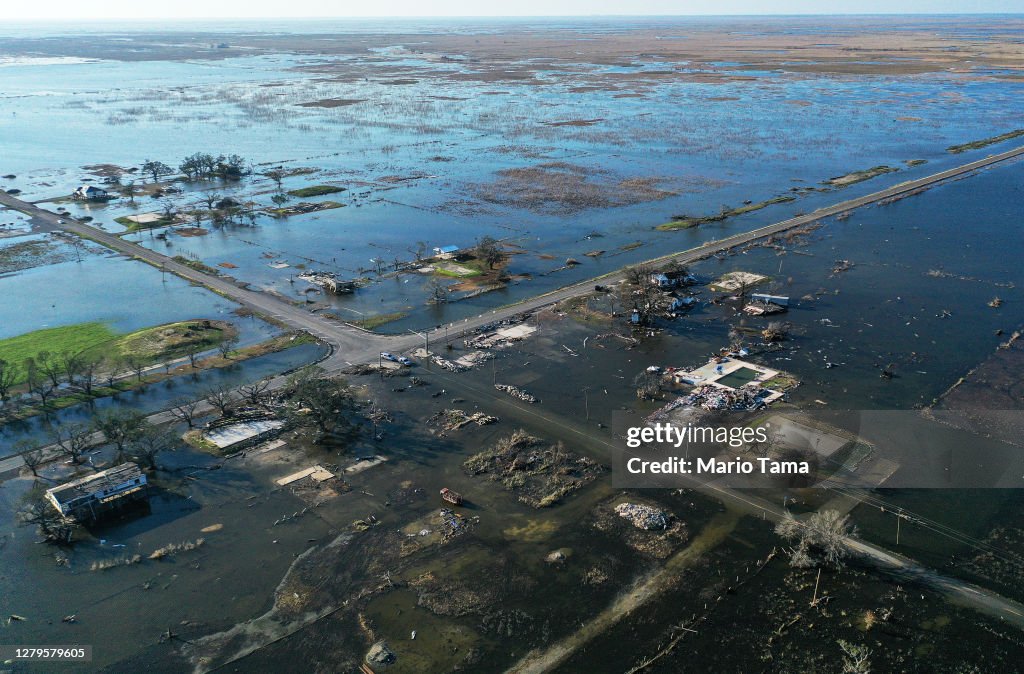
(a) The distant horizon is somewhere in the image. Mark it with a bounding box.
[6,12,1024,20]
[3,0,1023,22]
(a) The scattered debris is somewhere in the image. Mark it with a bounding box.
[366,641,396,667]
[615,503,669,530]
[429,409,499,433]
[495,383,537,403]
[709,271,769,293]
[464,430,603,508]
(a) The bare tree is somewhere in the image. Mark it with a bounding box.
[168,397,201,429]
[283,367,354,443]
[18,483,75,543]
[625,263,655,287]
[411,241,427,262]
[36,351,64,389]
[475,235,504,269]
[92,410,146,463]
[203,192,222,211]
[53,423,93,464]
[425,277,449,305]
[0,358,18,402]
[239,379,271,406]
[15,440,45,477]
[124,354,146,382]
[775,510,854,569]
[204,384,235,417]
[218,333,240,359]
[128,427,172,470]
[838,640,872,674]
[104,356,123,388]
[68,236,87,263]
[24,358,55,407]
[161,199,179,222]
[60,351,84,388]
[141,160,173,183]
[264,170,285,192]
[78,355,102,395]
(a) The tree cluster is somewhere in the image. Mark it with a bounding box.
[775,509,854,569]
[178,153,248,181]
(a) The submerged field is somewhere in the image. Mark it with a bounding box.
[1,17,1023,331]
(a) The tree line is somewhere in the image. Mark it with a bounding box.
[140,152,250,183]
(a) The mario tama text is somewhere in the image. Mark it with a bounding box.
[625,455,811,476]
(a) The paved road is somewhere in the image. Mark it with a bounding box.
[3,143,1023,374]
[3,144,1023,474]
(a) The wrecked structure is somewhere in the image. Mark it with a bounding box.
[297,271,357,294]
[45,463,148,521]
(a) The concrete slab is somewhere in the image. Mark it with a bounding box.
[276,464,335,486]
[204,419,285,449]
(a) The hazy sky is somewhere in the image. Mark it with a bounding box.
[1,0,1018,21]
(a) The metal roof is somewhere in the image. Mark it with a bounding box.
[46,463,144,506]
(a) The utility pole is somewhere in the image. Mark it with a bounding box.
[582,386,591,420]
[408,329,428,370]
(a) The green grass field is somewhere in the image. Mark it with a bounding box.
[0,320,235,385]
[0,323,117,375]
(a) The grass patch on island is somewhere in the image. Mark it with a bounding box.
[114,214,176,233]
[824,165,898,187]
[657,195,796,231]
[350,312,408,330]
[947,129,1024,154]
[287,185,346,197]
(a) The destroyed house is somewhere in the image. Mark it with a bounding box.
[72,185,108,200]
[45,463,148,520]
[650,273,675,288]
[750,293,789,307]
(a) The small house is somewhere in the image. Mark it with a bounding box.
[72,185,109,200]
[669,296,697,312]
[650,273,675,288]
[744,293,790,316]
[45,463,148,521]
[433,245,460,260]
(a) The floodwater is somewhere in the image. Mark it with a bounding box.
[1,18,1023,330]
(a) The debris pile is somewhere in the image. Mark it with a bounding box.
[464,430,603,508]
[297,271,357,295]
[431,354,466,372]
[495,383,537,403]
[429,409,499,433]
[684,383,768,411]
[615,503,669,530]
[366,641,396,667]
